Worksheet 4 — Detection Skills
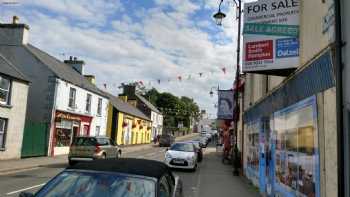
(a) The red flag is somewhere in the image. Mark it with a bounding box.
[103,83,107,89]
[178,76,182,81]
[222,67,226,74]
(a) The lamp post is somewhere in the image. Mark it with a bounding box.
[213,0,242,176]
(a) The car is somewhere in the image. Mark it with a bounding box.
[68,136,122,166]
[19,158,184,197]
[186,141,203,162]
[164,142,198,171]
[199,137,208,148]
[159,134,175,147]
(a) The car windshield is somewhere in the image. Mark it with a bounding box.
[170,143,194,152]
[72,138,97,146]
[35,170,156,197]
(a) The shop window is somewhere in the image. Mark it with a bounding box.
[68,88,76,108]
[0,118,7,149]
[0,76,11,105]
[85,94,92,113]
[97,98,102,115]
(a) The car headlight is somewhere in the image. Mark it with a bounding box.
[165,153,172,159]
[186,155,195,161]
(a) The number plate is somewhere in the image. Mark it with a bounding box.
[173,159,184,164]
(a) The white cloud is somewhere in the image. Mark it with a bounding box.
[2,0,237,116]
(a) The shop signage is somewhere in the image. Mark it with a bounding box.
[243,0,300,72]
[217,90,234,120]
[56,112,81,121]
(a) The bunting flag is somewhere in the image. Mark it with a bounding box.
[199,72,203,77]
[139,81,144,86]
[157,79,161,84]
[177,76,182,81]
[187,75,192,80]
[222,67,226,74]
[103,83,107,89]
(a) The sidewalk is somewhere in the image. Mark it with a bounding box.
[0,133,199,174]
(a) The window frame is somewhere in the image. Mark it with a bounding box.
[97,98,102,115]
[0,75,11,105]
[68,87,77,109]
[85,93,92,113]
[95,126,101,136]
[0,118,8,150]
[159,175,172,197]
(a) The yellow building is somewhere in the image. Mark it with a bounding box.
[105,93,152,145]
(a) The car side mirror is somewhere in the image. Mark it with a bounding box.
[19,192,35,197]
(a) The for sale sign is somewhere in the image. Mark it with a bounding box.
[243,0,300,72]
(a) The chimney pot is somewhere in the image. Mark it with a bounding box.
[12,16,19,24]
[69,56,73,61]
[73,57,77,61]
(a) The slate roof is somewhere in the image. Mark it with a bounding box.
[135,94,161,114]
[25,44,107,97]
[0,53,29,82]
[104,91,151,121]
[0,44,107,97]
[67,158,171,179]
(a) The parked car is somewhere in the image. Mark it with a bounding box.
[200,137,209,148]
[159,134,175,147]
[186,141,203,162]
[19,158,184,197]
[164,142,198,171]
[68,136,122,166]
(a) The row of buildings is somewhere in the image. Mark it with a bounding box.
[0,17,163,160]
[222,0,342,196]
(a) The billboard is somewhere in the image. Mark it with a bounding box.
[217,90,234,120]
[243,0,300,72]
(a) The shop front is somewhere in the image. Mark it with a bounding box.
[243,50,334,197]
[52,110,92,155]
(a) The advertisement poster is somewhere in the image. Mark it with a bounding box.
[245,121,261,187]
[217,90,234,120]
[272,96,320,197]
[243,0,300,72]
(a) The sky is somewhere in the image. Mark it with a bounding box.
[1,0,243,118]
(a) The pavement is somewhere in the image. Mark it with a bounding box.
[0,132,199,175]
[0,134,260,197]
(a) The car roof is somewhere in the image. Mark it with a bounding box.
[67,158,171,179]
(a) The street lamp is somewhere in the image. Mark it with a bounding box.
[213,0,242,176]
[209,86,219,97]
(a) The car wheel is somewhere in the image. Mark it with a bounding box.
[68,160,76,166]
[192,164,197,172]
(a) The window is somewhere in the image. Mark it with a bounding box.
[0,118,7,149]
[96,126,100,136]
[0,76,11,105]
[68,88,76,108]
[97,98,102,115]
[159,176,171,197]
[85,94,92,113]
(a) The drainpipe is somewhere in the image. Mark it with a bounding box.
[334,0,344,195]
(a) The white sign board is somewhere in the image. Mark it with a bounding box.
[217,90,234,120]
[243,0,300,72]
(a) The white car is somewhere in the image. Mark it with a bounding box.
[164,142,198,171]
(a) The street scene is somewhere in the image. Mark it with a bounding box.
[1,0,350,196]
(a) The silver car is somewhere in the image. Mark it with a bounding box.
[68,136,121,165]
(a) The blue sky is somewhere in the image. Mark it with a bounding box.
[1,0,241,117]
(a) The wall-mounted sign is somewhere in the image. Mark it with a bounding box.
[243,0,300,72]
[217,90,234,120]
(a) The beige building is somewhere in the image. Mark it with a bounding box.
[239,0,337,196]
[0,54,29,160]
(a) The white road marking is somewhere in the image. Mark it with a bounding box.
[6,183,46,195]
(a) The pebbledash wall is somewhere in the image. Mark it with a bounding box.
[49,78,108,155]
[240,0,338,197]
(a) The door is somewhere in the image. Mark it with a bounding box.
[21,121,48,157]
[82,125,89,136]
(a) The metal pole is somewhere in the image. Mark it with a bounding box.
[233,0,242,176]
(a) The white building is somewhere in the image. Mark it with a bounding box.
[0,17,109,157]
[0,54,29,160]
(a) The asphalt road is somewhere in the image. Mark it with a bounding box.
[0,142,259,197]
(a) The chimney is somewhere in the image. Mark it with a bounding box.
[0,16,29,45]
[118,96,128,102]
[64,56,85,75]
[122,85,136,99]
[84,75,96,85]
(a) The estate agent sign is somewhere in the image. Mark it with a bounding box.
[243,0,300,72]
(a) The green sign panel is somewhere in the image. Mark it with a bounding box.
[243,23,299,37]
